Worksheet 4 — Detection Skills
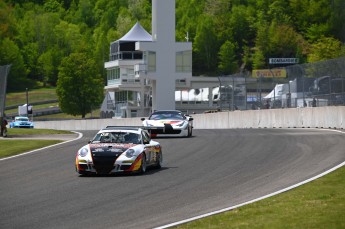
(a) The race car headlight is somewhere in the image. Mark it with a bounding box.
[176,121,186,127]
[79,148,89,157]
[125,149,135,158]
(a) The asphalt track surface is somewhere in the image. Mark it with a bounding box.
[1,129,344,229]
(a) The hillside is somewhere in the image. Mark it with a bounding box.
[4,88,98,119]
[1,0,345,92]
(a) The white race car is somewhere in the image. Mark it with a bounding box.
[141,110,193,138]
[75,126,162,175]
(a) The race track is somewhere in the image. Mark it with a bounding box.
[1,129,344,229]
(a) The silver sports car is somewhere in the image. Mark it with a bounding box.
[141,110,193,137]
[75,126,162,175]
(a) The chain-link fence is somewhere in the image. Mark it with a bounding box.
[218,57,345,110]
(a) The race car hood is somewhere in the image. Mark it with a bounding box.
[89,143,137,155]
[145,119,185,127]
[87,143,139,174]
[14,120,33,125]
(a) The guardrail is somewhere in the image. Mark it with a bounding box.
[34,106,345,130]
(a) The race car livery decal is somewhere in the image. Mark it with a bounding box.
[127,154,143,171]
[90,143,137,149]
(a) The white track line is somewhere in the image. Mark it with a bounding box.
[154,129,345,229]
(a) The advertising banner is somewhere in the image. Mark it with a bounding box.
[252,69,287,78]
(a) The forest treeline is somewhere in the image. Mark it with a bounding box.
[1,0,345,92]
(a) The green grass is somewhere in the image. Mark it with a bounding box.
[5,87,100,119]
[6,87,57,106]
[174,166,345,229]
[7,128,73,135]
[37,109,100,119]
[0,139,63,158]
[0,128,73,158]
[5,102,59,114]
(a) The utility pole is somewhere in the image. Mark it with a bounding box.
[26,88,29,117]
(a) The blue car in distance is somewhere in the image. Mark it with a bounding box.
[10,116,34,128]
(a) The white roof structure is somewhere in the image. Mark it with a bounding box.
[264,84,284,99]
[119,22,152,42]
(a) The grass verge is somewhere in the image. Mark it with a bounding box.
[7,128,73,135]
[5,88,57,106]
[0,140,63,158]
[37,109,100,119]
[0,128,74,158]
[174,166,345,229]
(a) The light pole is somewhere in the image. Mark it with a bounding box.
[26,88,29,117]
[288,80,293,108]
[232,77,235,111]
[217,76,222,111]
[269,68,276,108]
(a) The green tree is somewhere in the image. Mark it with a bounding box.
[94,0,121,32]
[43,0,63,13]
[3,0,345,83]
[0,0,17,39]
[329,0,345,42]
[116,7,133,36]
[308,36,344,62]
[37,48,61,86]
[176,0,204,42]
[218,40,238,74]
[253,20,270,68]
[128,0,149,21]
[56,52,104,118]
[193,16,218,75]
[252,48,266,69]
[74,0,94,27]
[269,23,306,58]
[0,38,35,92]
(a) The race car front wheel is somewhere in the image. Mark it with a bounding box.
[139,154,147,174]
[186,125,192,137]
[156,151,163,169]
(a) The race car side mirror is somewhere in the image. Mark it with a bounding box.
[143,139,150,144]
[141,118,145,121]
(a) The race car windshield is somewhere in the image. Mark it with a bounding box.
[149,112,184,120]
[16,117,29,121]
[91,132,141,144]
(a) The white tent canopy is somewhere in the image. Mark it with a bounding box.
[119,22,152,42]
[264,84,284,100]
